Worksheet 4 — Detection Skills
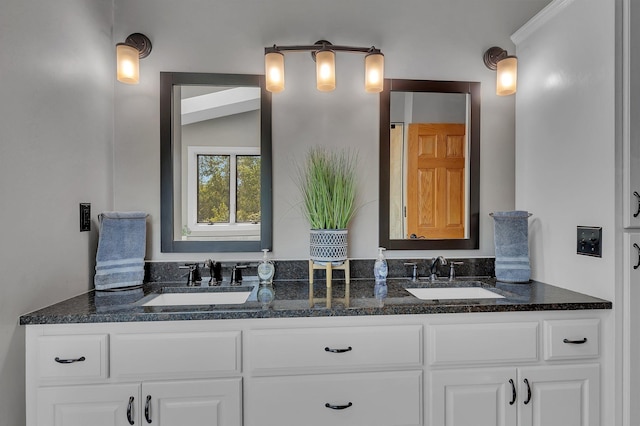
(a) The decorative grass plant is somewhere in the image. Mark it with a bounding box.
[296,147,358,230]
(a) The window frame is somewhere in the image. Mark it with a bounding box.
[187,145,261,239]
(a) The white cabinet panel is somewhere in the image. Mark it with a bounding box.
[623,233,640,426]
[430,368,517,426]
[37,334,108,382]
[110,331,241,378]
[143,379,241,426]
[543,319,600,360]
[248,324,422,374]
[518,364,599,426]
[430,364,599,426]
[245,371,422,426]
[429,322,538,366]
[37,383,140,426]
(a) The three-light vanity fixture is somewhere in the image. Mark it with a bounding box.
[483,46,518,96]
[264,40,384,93]
[116,33,152,84]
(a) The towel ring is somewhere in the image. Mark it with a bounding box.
[489,212,533,217]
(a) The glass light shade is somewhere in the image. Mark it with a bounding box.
[316,50,336,92]
[265,51,285,93]
[116,43,140,84]
[365,52,384,93]
[496,56,517,96]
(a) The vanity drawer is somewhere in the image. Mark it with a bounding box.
[248,325,422,374]
[110,331,241,378]
[37,334,108,382]
[429,322,539,366]
[544,319,600,360]
[245,370,422,426]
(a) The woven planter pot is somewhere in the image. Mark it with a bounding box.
[309,229,348,265]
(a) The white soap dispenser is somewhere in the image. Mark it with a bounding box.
[257,249,275,284]
[373,247,388,281]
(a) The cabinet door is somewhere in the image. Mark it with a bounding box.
[624,0,640,229]
[430,368,516,426]
[142,378,241,426]
[37,383,140,426]
[518,364,599,426]
[624,233,640,426]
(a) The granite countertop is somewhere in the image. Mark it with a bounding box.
[19,277,612,325]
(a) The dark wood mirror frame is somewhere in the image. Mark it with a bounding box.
[160,72,273,252]
[379,79,480,250]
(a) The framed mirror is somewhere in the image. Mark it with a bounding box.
[160,72,272,252]
[379,79,480,250]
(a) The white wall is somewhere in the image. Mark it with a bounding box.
[113,0,551,262]
[513,2,618,422]
[0,0,114,424]
[513,0,616,301]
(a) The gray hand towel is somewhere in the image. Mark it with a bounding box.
[94,211,147,291]
[492,210,531,283]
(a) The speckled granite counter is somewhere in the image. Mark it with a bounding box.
[19,278,611,325]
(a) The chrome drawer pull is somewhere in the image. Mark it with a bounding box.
[509,379,517,405]
[563,338,588,344]
[325,402,353,410]
[54,356,86,364]
[324,346,352,353]
[127,396,135,425]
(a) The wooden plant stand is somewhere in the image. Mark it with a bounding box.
[308,259,350,309]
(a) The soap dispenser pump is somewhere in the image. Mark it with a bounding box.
[257,249,275,284]
[373,247,388,281]
[257,249,276,308]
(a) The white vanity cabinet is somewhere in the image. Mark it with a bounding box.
[25,312,606,426]
[428,318,601,426]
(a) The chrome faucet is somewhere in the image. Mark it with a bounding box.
[429,256,447,281]
[179,263,202,286]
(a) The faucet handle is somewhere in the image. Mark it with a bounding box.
[404,262,418,281]
[449,261,464,281]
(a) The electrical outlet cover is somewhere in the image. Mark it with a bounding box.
[577,226,602,257]
[80,203,91,232]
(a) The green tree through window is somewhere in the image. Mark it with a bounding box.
[197,154,260,224]
[237,156,261,223]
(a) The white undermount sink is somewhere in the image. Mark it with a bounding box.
[141,281,259,307]
[142,291,252,306]
[406,287,504,300]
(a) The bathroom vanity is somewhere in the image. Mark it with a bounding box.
[21,279,610,426]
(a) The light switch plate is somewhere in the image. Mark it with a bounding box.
[577,226,602,257]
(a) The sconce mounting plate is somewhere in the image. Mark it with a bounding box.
[310,40,332,62]
[483,46,508,71]
[125,33,152,59]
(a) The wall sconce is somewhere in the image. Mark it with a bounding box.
[116,33,152,84]
[264,40,384,93]
[483,46,517,96]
